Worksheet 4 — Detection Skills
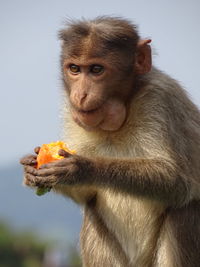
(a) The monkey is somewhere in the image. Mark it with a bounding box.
[20,16,200,267]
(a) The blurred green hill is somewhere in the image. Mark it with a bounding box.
[0,164,81,242]
[0,163,82,266]
[0,221,81,266]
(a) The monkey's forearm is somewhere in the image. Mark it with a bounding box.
[84,157,190,207]
[23,154,190,206]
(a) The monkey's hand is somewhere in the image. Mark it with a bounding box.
[20,149,92,189]
[20,146,40,172]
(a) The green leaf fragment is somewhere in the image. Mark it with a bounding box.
[35,187,51,196]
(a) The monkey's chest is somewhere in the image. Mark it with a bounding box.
[67,132,164,263]
[96,189,164,265]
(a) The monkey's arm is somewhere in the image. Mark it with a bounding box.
[94,156,190,206]
[22,150,190,207]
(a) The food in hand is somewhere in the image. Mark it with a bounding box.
[35,141,75,196]
[36,141,75,168]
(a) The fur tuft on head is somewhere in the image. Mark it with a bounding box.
[58,16,140,57]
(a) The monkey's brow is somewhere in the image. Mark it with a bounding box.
[64,56,108,66]
[67,50,109,59]
[64,43,110,59]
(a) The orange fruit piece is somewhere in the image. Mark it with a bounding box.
[36,141,75,168]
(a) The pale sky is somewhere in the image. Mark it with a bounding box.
[0,0,200,167]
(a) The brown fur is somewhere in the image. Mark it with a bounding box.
[21,16,200,266]
[59,18,200,266]
[59,67,200,266]
[58,17,200,267]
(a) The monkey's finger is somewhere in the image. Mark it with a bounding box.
[23,172,39,187]
[23,175,35,187]
[42,157,77,168]
[34,146,41,154]
[25,165,72,176]
[20,155,37,166]
[36,156,77,169]
[25,173,57,188]
[58,149,72,158]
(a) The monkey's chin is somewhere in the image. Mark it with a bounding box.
[99,100,126,131]
[71,100,127,132]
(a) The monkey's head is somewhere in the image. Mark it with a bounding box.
[59,17,152,131]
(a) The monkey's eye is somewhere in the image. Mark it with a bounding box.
[69,64,80,74]
[90,65,104,74]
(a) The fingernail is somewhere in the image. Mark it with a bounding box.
[58,149,63,155]
[59,149,67,156]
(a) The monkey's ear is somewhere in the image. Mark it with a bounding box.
[135,39,152,74]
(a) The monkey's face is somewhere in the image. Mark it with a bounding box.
[63,55,134,131]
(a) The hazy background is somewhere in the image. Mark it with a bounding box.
[0,0,200,264]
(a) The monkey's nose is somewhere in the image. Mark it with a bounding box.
[79,93,87,105]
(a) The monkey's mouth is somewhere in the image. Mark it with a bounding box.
[71,105,104,129]
[77,107,101,115]
[71,100,127,132]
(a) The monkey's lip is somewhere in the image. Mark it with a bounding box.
[76,107,101,114]
[71,100,127,131]
[71,106,104,128]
